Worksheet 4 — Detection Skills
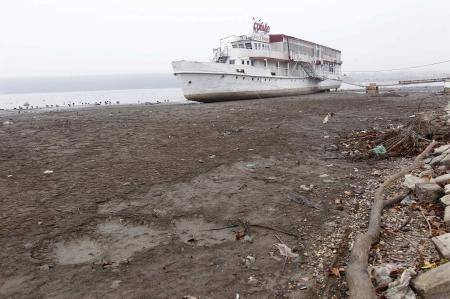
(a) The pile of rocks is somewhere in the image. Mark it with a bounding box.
[404,144,450,297]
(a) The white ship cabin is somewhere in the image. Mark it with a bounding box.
[213,23,342,79]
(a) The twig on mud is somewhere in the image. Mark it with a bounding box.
[202,223,302,238]
[201,224,239,232]
[419,209,433,237]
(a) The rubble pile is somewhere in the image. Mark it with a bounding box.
[339,115,450,160]
[369,143,450,298]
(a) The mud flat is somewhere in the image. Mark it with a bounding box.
[0,91,448,297]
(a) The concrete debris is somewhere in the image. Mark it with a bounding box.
[445,206,450,227]
[429,154,447,166]
[432,233,450,259]
[434,174,450,185]
[440,195,450,206]
[385,268,417,299]
[412,262,450,298]
[440,154,450,168]
[403,174,428,189]
[434,144,450,154]
[445,184,450,195]
[414,183,444,202]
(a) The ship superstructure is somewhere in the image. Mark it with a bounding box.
[172,20,342,102]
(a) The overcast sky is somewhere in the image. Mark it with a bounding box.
[1,0,449,78]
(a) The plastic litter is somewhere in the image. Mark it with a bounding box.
[385,268,416,299]
[372,145,387,155]
[274,243,299,258]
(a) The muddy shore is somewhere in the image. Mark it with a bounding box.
[1,91,448,298]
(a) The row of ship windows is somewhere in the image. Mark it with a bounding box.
[188,76,304,84]
[232,42,269,50]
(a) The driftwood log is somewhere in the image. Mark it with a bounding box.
[346,140,436,298]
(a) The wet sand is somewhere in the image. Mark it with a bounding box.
[1,91,448,298]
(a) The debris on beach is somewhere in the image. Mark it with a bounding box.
[339,115,450,159]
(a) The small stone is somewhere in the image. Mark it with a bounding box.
[434,144,450,154]
[429,153,448,166]
[415,183,444,201]
[445,206,450,227]
[412,262,450,297]
[441,195,450,206]
[38,264,52,271]
[435,174,450,185]
[419,169,434,178]
[432,233,450,259]
[441,154,450,168]
[445,184,450,195]
[372,170,381,177]
[404,174,428,189]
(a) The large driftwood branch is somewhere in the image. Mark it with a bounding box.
[346,141,436,299]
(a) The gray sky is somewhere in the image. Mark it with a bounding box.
[1,0,449,78]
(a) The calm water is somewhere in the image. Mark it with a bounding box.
[0,88,187,110]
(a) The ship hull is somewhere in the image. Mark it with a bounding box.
[172,61,341,103]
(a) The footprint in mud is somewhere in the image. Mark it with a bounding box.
[54,238,102,265]
[174,218,235,246]
[53,221,167,265]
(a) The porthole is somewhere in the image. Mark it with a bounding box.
[188,81,192,84]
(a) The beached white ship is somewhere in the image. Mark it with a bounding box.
[172,20,342,102]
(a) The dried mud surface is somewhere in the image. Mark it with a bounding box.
[0,92,448,298]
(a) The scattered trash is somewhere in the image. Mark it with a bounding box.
[287,192,319,209]
[400,195,414,205]
[248,276,258,284]
[274,243,299,259]
[245,255,255,267]
[323,179,336,184]
[2,120,13,125]
[244,235,254,243]
[372,145,387,155]
[371,263,404,285]
[38,264,52,271]
[43,170,54,174]
[244,163,256,169]
[7,175,13,178]
[323,112,334,124]
[385,268,416,299]
[319,174,329,178]
[300,184,314,191]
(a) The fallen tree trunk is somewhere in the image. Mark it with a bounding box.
[346,140,436,299]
